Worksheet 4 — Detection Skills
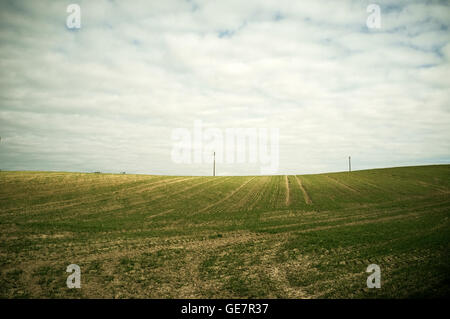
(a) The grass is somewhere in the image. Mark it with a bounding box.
[0,165,449,298]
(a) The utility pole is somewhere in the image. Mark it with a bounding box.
[213,151,216,176]
[349,156,351,172]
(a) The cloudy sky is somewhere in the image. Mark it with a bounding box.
[0,0,449,176]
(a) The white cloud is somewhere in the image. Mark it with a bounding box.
[0,0,449,175]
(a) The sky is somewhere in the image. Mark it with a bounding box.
[0,0,449,176]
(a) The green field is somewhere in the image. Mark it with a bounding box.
[0,165,449,298]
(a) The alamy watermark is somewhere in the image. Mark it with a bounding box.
[66,4,81,29]
[65,4,380,31]
[366,4,381,29]
[66,264,81,288]
[171,120,279,174]
[366,264,381,288]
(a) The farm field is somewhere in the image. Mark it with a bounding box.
[0,165,449,298]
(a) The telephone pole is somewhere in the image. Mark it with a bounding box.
[348,156,351,172]
[213,151,216,176]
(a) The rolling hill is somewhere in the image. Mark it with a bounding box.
[0,165,449,298]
